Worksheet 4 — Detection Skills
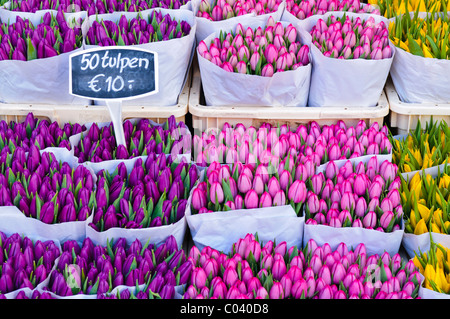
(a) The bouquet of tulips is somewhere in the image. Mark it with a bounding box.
[47,235,192,298]
[195,0,283,21]
[401,170,450,237]
[368,0,450,18]
[284,0,379,22]
[72,116,190,164]
[0,112,85,156]
[2,145,96,226]
[0,11,83,61]
[198,20,310,76]
[305,156,403,231]
[183,233,422,299]
[192,157,311,216]
[5,0,191,14]
[198,17,312,107]
[0,10,89,104]
[310,14,392,60]
[90,154,198,232]
[85,10,192,46]
[390,119,450,177]
[298,12,393,107]
[194,120,391,169]
[413,240,450,297]
[0,231,60,296]
[388,10,450,103]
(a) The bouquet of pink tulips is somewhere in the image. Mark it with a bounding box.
[191,156,312,216]
[285,0,380,21]
[197,18,310,76]
[195,0,283,21]
[183,233,422,299]
[193,120,391,167]
[310,14,392,60]
[305,156,403,232]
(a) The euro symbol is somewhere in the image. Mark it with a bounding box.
[88,74,104,92]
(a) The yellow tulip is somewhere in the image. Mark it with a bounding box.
[414,255,425,273]
[431,222,441,233]
[436,265,450,293]
[424,264,437,289]
[414,218,429,235]
[433,209,444,228]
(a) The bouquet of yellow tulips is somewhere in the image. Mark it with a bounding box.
[414,240,450,294]
[368,0,450,18]
[401,167,450,235]
[388,8,450,59]
[391,119,450,174]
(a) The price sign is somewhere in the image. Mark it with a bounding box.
[69,47,158,100]
[69,47,159,147]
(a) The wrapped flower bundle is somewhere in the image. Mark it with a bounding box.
[85,10,192,46]
[401,169,450,235]
[6,0,190,14]
[310,14,393,59]
[368,0,450,18]
[4,145,96,224]
[197,19,310,76]
[285,0,379,21]
[0,231,60,295]
[0,112,85,155]
[183,233,422,299]
[305,156,403,232]
[0,11,83,61]
[48,235,192,297]
[192,155,311,216]
[391,119,450,174]
[73,116,190,163]
[389,10,450,59]
[194,120,391,167]
[195,0,283,21]
[90,154,198,231]
[413,240,450,294]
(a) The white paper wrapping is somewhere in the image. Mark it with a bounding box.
[0,209,63,298]
[0,147,96,244]
[187,205,304,254]
[402,232,450,259]
[87,8,196,106]
[85,184,193,249]
[389,12,450,104]
[303,223,404,256]
[198,19,312,107]
[0,10,91,105]
[191,0,286,43]
[296,11,394,107]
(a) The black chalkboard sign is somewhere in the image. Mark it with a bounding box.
[69,47,158,100]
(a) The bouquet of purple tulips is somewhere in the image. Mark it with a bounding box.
[5,0,191,14]
[0,231,60,296]
[72,116,191,164]
[0,11,83,61]
[89,154,198,232]
[85,10,192,46]
[48,235,191,298]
